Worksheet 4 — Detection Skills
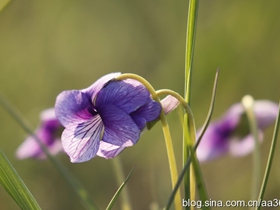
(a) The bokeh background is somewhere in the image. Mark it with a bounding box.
[1,0,280,209]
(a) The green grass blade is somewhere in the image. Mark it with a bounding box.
[105,166,136,210]
[0,150,42,210]
[184,0,199,104]
[183,0,199,205]
[256,101,280,210]
[111,157,132,210]
[195,69,219,148]
[163,70,218,210]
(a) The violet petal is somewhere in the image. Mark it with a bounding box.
[61,114,104,163]
[229,132,264,157]
[55,90,93,127]
[97,141,127,159]
[160,95,180,115]
[130,100,161,130]
[254,100,279,128]
[196,122,231,162]
[99,104,140,146]
[95,79,149,114]
[83,72,121,99]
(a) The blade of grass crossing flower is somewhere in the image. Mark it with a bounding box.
[242,95,261,203]
[256,101,280,210]
[0,150,42,210]
[111,157,132,210]
[184,0,199,206]
[0,95,99,210]
[156,90,210,210]
[106,166,136,210]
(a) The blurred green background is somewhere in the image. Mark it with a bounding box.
[1,0,280,209]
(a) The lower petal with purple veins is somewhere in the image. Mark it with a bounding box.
[61,115,104,163]
[97,141,127,159]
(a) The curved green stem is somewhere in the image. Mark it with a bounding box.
[156,89,209,210]
[116,74,181,210]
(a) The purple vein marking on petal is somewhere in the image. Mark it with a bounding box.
[98,104,140,146]
[62,114,104,162]
[95,79,149,114]
[55,90,93,127]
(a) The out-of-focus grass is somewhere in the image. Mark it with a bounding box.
[0,1,280,209]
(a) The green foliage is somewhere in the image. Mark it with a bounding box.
[0,150,42,210]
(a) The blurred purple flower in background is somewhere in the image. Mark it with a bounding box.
[16,108,63,160]
[197,100,278,162]
[55,73,179,163]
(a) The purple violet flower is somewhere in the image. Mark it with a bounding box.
[197,100,278,162]
[55,73,179,163]
[16,108,63,159]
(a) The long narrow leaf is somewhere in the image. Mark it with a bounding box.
[105,166,136,210]
[256,101,280,210]
[0,150,42,210]
[183,0,200,205]
[164,69,219,210]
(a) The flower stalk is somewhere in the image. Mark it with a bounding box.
[117,73,181,210]
[242,95,261,203]
[156,89,210,210]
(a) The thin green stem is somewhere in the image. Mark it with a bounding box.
[184,0,199,206]
[0,95,99,210]
[116,74,181,210]
[184,0,199,104]
[157,90,209,210]
[242,95,261,203]
[163,69,218,209]
[256,101,280,210]
[111,157,132,210]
